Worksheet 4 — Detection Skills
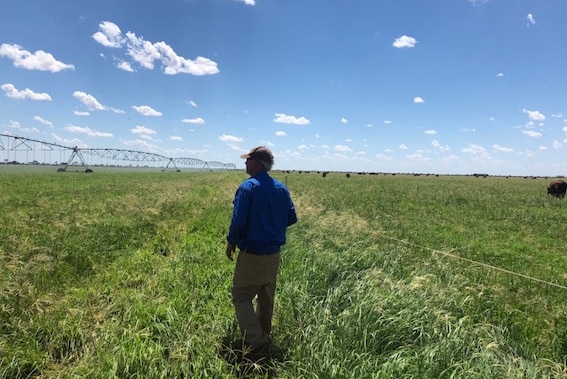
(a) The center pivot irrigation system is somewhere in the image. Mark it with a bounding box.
[0,134,236,172]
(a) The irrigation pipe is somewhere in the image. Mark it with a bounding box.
[379,234,567,292]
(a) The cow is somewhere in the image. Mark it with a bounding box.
[547,180,567,198]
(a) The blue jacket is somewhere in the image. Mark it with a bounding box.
[227,171,297,254]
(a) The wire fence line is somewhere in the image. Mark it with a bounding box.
[379,233,567,292]
[0,133,236,171]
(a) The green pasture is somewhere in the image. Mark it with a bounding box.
[1,168,566,378]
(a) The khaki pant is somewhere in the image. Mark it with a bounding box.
[232,250,280,348]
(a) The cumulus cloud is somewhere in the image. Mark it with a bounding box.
[131,125,157,136]
[188,100,197,107]
[117,61,134,72]
[236,0,255,5]
[384,120,392,124]
[432,140,449,151]
[92,21,124,47]
[523,109,545,121]
[522,130,542,138]
[527,13,536,25]
[33,116,53,127]
[74,111,90,116]
[132,105,162,116]
[0,43,75,72]
[170,136,183,141]
[393,35,417,48]
[1,83,52,101]
[334,145,352,153]
[276,131,287,136]
[497,72,504,77]
[341,118,348,124]
[181,117,205,124]
[219,134,243,143]
[92,21,219,76]
[414,96,425,103]
[462,144,491,160]
[493,144,514,153]
[73,91,105,111]
[425,129,437,135]
[273,113,310,125]
[406,153,431,162]
[399,144,408,150]
[66,125,113,137]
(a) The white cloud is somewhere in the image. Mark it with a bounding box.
[122,139,159,151]
[399,144,408,150]
[1,83,52,101]
[276,131,287,136]
[406,153,431,162]
[552,140,562,149]
[66,125,113,137]
[73,91,105,111]
[523,109,545,121]
[188,100,197,107]
[522,130,542,138]
[497,72,504,77]
[236,0,255,5]
[117,61,134,72]
[92,21,124,48]
[219,134,243,143]
[92,21,219,76]
[182,117,205,125]
[432,140,449,151]
[170,136,183,141]
[131,125,157,135]
[393,35,417,48]
[527,13,536,25]
[384,120,392,124]
[132,105,162,116]
[0,43,75,72]
[74,111,90,116]
[492,144,514,153]
[341,118,348,124]
[33,116,53,127]
[414,96,425,103]
[334,145,352,153]
[273,113,310,125]
[425,129,437,135]
[462,144,491,160]
[376,153,393,161]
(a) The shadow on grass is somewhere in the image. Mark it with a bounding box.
[218,323,286,378]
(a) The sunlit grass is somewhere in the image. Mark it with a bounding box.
[1,169,566,378]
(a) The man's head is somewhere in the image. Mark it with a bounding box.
[240,146,274,174]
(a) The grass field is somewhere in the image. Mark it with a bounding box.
[1,168,566,378]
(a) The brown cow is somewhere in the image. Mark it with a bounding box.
[547,180,567,198]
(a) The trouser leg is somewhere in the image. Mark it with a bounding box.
[231,251,280,348]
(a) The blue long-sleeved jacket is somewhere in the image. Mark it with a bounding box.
[227,171,297,254]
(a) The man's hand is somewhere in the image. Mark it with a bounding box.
[226,243,236,261]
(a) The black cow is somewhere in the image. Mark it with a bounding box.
[547,180,567,198]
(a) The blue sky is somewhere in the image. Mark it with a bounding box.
[1,0,566,175]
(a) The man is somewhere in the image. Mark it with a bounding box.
[226,146,297,356]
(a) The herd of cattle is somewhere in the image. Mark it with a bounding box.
[548,180,567,198]
[324,173,567,199]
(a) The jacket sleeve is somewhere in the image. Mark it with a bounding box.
[287,196,298,226]
[226,184,252,245]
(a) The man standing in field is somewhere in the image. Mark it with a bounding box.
[226,146,297,358]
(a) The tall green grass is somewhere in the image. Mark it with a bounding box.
[1,169,566,378]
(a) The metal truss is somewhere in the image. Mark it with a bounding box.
[0,133,236,172]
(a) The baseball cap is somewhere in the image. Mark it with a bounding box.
[240,146,274,163]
